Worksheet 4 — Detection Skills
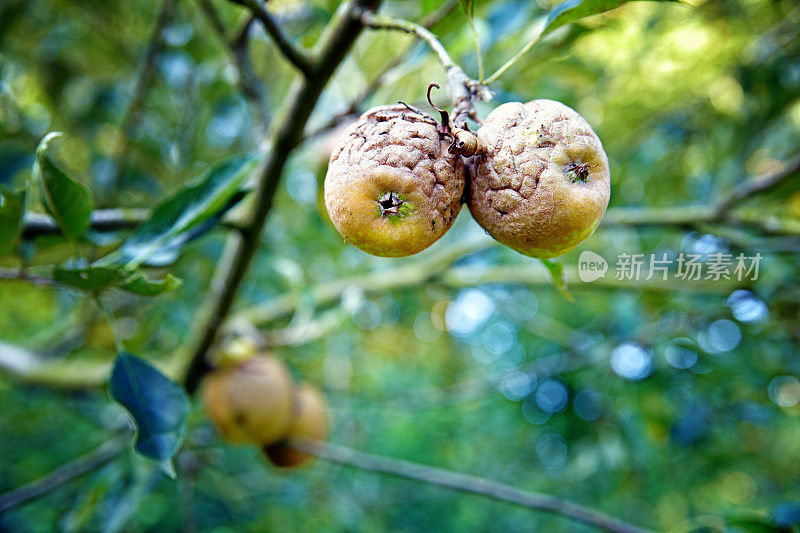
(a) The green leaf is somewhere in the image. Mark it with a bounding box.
[32,132,94,240]
[542,0,682,36]
[109,352,189,478]
[119,272,183,296]
[724,514,782,533]
[0,187,26,256]
[542,259,575,303]
[54,263,182,296]
[485,0,683,84]
[96,154,257,269]
[53,264,125,291]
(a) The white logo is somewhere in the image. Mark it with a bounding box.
[578,251,608,282]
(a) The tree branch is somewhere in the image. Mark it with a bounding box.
[357,10,491,124]
[181,0,383,394]
[0,436,126,512]
[358,10,456,69]
[1,243,754,390]
[21,209,149,239]
[196,0,269,130]
[229,237,752,329]
[419,0,461,28]
[603,206,800,236]
[0,341,108,388]
[21,208,248,240]
[230,0,314,76]
[111,0,177,194]
[0,269,56,287]
[18,202,799,243]
[713,154,800,218]
[303,0,460,140]
[19,152,796,239]
[484,23,545,85]
[293,439,653,533]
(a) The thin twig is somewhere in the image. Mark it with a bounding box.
[196,0,269,130]
[230,241,752,328]
[112,0,177,193]
[0,269,55,286]
[484,19,546,85]
[229,0,313,76]
[422,0,461,28]
[0,340,179,389]
[358,10,455,68]
[0,436,127,512]
[182,0,383,393]
[22,209,149,238]
[95,295,125,354]
[0,258,767,390]
[293,439,654,533]
[232,15,270,131]
[303,0,460,140]
[461,3,484,82]
[20,153,797,241]
[712,154,800,218]
[357,10,490,124]
[21,209,246,239]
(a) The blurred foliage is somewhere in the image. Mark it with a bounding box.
[1,0,800,531]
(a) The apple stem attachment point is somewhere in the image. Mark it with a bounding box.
[568,161,597,182]
[448,124,478,157]
[379,192,404,217]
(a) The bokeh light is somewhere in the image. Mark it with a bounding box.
[445,289,495,337]
[534,433,568,470]
[574,389,603,421]
[499,371,535,401]
[534,379,569,414]
[768,376,800,408]
[699,319,741,354]
[727,290,769,323]
[610,342,653,381]
[665,341,698,370]
[481,321,516,356]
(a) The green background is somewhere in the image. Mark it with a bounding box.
[1,0,799,531]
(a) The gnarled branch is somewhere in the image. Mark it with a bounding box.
[293,439,654,533]
[0,436,126,513]
[303,0,461,140]
[181,0,383,394]
[0,430,651,533]
[196,0,269,130]
[713,154,800,218]
[357,10,491,124]
[112,0,177,194]
[229,0,314,76]
[230,237,753,329]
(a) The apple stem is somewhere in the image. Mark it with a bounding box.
[379,192,404,217]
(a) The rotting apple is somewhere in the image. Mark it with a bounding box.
[468,99,610,258]
[264,383,328,468]
[200,353,294,446]
[324,101,466,257]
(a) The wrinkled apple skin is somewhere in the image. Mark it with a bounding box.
[468,100,610,258]
[264,383,328,468]
[324,104,465,257]
[200,354,294,446]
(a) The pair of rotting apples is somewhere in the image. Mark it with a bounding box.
[324,85,611,259]
[200,339,327,467]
